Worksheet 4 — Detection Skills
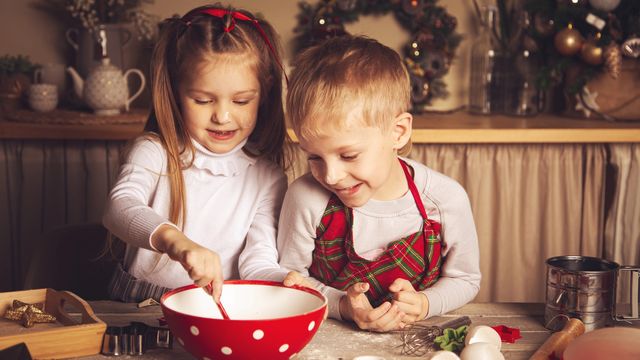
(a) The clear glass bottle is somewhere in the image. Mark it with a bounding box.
[468,5,500,115]
[509,48,539,116]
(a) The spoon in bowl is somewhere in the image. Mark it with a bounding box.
[206,283,230,320]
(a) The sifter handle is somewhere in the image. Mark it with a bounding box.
[614,266,640,321]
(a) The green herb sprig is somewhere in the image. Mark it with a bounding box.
[434,325,469,352]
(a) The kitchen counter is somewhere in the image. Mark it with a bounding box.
[77,301,551,360]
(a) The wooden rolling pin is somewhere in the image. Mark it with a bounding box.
[529,318,585,360]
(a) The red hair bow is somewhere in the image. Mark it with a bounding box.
[182,8,287,83]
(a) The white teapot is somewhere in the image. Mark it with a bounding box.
[67,58,145,116]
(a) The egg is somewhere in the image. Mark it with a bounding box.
[429,350,461,360]
[460,342,505,360]
[464,325,502,350]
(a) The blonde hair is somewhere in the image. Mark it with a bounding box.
[287,35,411,154]
[144,4,288,227]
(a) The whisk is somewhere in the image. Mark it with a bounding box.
[398,316,472,356]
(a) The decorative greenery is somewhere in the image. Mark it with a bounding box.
[34,0,159,40]
[292,0,461,111]
[0,55,39,77]
[434,325,468,352]
[522,0,640,93]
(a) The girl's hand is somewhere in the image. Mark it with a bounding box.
[152,224,224,301]
[388,278,429,324]
[283,271,315,288]
[340,282,405,332]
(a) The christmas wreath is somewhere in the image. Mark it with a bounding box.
[292,0,461,111]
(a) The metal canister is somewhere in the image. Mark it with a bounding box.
[545,255,640,331]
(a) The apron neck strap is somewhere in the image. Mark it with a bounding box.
[399,159,428,220]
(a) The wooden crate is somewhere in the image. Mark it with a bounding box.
[0,288,106,359]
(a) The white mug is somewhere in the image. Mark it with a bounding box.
[34,63,67,95]
[29,83,58,112]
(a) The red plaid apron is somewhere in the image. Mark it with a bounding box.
[309,159,442,307]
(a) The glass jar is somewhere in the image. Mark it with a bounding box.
[469,7,540,116]
[468,5,502,114]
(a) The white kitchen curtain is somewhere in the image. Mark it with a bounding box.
[2,141,637,303]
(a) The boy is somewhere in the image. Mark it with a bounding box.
[279,35,481,332]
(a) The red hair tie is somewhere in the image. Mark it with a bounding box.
[182,8,288,83]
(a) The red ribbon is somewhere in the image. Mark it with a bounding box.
[183,8,288,83]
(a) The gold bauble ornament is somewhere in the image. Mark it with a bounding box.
[580,42,604,65]
[588,0,621,12]
[554,25,584,56]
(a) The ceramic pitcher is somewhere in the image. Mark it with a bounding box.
[66,24,131,77]
[67,58,145,116]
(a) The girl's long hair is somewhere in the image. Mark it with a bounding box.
[146,4,288,227]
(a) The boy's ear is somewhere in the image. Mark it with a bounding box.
[390,112,412,150]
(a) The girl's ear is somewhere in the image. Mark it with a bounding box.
[390,112,412,150]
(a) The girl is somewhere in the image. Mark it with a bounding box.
[103,4,290,303]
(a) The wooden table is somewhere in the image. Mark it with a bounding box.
[77,301,549,360]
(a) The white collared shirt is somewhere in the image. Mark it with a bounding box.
[103,136,289,289]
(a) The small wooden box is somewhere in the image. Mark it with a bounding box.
[0,288,106,359]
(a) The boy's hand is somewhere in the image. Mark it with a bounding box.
[283,271,315,288]
[340,282,405,332]
[282,272,328,320]
[152,224,223,302]
[388,278,429,323]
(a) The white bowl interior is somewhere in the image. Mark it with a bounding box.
[164,283,325,320]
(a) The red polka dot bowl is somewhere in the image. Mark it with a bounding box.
[161,280,327,360]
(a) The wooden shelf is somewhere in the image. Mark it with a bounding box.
[2,110,640,143]
[0,121,144,140]
[411,112,640,143]
[0,109,146,140]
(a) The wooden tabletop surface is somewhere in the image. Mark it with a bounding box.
[77,301,550,360]
[2,110,640,143]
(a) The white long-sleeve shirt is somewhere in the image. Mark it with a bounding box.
[275,157,481,320]
[103,136,288,289]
